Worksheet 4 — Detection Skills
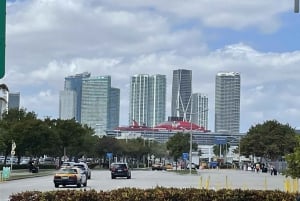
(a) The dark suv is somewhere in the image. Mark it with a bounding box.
[110,162,131,179]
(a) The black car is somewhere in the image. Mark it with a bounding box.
[110,162,131,179]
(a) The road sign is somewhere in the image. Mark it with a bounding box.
[182,152,189,160]
[0,0,6,78]
[106,152,113,159]
[214,137,227,145]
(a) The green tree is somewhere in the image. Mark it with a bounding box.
[0,108,37,164]
[240,120,297,161]
[213,143,230,157]
[285,136,300,178]
[166,132,197,162]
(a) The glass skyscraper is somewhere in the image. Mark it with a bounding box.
[8,92,20,110]
[171,69,192,121]
[59,90,76,120]
[129,74,166,127]
[62,72,91,122]
[81,76,120,135]
[215,72,241,133]
[191,93,208,130]
[148,74,166,127]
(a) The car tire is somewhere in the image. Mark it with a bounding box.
[77,182,81,188]
[83,181,87,187]
[111,175,115,179]
[54,184,59,188]
[127,175,131,179]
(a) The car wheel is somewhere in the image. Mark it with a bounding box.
[83,181,87,187]
[88,175,91,179]
[54,184,59,188]
[111,175,115,179]
[77,182,81,188]
[127,175,131,179]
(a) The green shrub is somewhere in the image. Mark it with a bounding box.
[8,187,299,201]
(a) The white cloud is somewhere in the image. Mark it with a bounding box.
[2,0,300,133]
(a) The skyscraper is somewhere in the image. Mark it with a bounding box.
[59,90,76,120]
[8,92,20,110]
[171,69,192,121]
[81,76,120,135]
[148,74,166,127]
[191,93,208,130]
[215,72,241,133]
[129,74,166,127]
[62,72,91,122]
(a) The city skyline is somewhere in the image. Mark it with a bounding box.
[2,1,300,133]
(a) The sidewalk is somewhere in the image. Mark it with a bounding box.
[1,169,55,181]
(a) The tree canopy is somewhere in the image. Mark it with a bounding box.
[166,132,197,161]
[240,120,297,161]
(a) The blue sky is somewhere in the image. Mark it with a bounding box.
[2,0,300,133]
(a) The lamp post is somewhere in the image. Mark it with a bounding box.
[189,121,192,175]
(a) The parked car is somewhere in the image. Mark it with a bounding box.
[110,162,131,179]
[73,162,91,179]
[187,163,199,170]
[164,163,173,170]
[152,163,165,170]
[53,167,87,188]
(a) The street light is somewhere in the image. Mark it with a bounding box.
[188,109,209,175]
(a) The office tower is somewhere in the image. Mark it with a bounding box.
[148,74,166,127]
[191,93,208,130]
[171,69,192,121]
[129,74,166,127]
[81,76,120,136]
[59,90,76,120]
[8,92,20,110]
[108,87,120,130]
[215,72,241,133]
[62,72,91,122]
[129,74,149,127]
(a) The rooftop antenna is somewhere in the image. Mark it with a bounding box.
[295,0,299,13]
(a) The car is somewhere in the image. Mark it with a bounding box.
[152,163,165,170]
[110,162,131,179]
[164,163,173,170]
[53,167,87,188]
[60,161,75,168]
[73,162,91,179]
[187,163,198,170]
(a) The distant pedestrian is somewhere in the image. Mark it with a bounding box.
[255,163,260,173]
[270,166,274,175]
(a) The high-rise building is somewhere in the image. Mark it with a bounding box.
[129,74,166,127]
[8,92,20,110]
[215,72,241,133]
[171,69,192,121]
[191,93,208,130]
[81,76,120,136]
[148,74,166,127]
[62,72,91,122]
[59,90,76,120]
[108,87,120,130]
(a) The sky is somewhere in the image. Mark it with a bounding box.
[2,0,300,133]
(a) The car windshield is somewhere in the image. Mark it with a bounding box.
[58,168,77,174]
[112,163,127,168]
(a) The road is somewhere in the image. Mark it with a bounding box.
[0,169,289,200]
